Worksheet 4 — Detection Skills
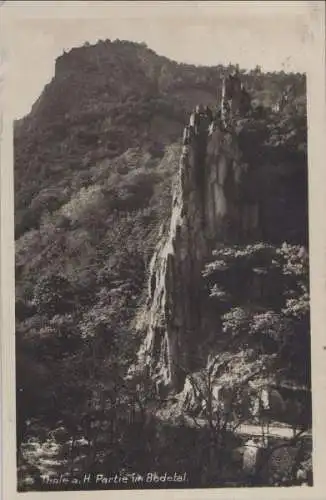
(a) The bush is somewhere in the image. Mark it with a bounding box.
[32,274,75,316]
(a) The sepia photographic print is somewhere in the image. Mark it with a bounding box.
[1,1,326,498]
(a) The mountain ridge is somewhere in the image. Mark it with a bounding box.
[14,40,306,240]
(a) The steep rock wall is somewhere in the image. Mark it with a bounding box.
[138,124,261,393]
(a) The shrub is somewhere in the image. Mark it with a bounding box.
[32,274,75,316]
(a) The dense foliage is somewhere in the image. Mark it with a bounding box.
[203,242,310,390]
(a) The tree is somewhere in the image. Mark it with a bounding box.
[203,242,311,410]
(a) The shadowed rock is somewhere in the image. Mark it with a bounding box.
[137,118,261,393]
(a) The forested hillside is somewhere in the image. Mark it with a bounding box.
[14,40,310,490]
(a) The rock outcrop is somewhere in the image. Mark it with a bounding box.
[138,120,261,393]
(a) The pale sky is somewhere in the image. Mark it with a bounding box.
[0,1,322,119]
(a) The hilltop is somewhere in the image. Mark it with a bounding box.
[14,39,305,236]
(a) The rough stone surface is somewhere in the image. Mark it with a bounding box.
[138,124,261,392]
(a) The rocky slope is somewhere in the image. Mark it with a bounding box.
[133,94,307,396]
[137,122,261,392]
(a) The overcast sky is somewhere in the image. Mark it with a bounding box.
[1,1,322,119]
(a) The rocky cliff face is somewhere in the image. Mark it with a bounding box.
[138,122,261,393]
